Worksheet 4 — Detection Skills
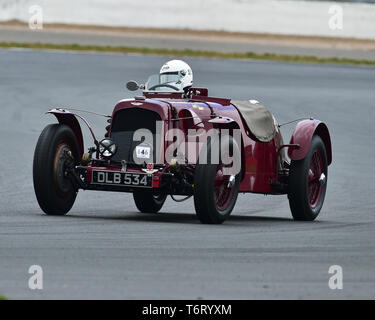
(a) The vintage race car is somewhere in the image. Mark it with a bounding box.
[33,74,332,224]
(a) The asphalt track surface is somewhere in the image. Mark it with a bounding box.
[0,48,374,299]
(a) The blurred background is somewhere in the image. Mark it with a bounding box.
[0,0,374,60]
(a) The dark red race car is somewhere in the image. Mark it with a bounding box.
[33,60,332,224]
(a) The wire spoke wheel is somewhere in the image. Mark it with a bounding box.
[194,135,241,224]
[288,135,328,221]
[214,165,236,211]
[308,150,324,208]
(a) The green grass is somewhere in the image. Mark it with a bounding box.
[1,41,375,66]
[0,295,7,300]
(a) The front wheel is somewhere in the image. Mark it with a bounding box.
[33,124,80,215]
[288,135,328,221]
[133,190,167,213]
[194,136,241,224]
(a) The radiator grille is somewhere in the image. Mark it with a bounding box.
[110,108,161,163]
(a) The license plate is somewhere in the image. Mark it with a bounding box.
[92,170,152,188]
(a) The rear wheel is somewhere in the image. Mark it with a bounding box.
[33,124,80,215]
[194,135,241,224]
[133,190,167,213]
[288,135,328,221]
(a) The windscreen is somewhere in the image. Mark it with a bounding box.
[144,73,182,92]
[160,72,180,84]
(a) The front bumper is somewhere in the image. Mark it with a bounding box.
[72,164,163,193]
[70,162,194,196]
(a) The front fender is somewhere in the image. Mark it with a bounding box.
[288,119,332,165]
[47,109,84,157]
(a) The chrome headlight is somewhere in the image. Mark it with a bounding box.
[99,138,117,159]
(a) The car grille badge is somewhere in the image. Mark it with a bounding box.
[142,163,158,174]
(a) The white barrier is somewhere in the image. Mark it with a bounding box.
[1,0,374,39]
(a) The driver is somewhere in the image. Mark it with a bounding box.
[159,60,193,94]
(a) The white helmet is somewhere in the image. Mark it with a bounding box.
[159,60,193,92]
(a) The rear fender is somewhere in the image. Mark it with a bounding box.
[47,108,96,157]
[288,119,332,165]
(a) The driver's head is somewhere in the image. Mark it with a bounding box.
[159,60,193,92]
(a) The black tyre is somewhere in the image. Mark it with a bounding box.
[133,190,167,213]
[288,135,328,221]
[33,124,80,215]
[194,135,241,224]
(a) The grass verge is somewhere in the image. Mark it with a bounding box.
[0,295,7,300]
[1,41,375,66]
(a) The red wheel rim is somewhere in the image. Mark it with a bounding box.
[308,150,324,208]
[214,165,235,211]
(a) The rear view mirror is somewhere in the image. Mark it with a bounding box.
[126,80,140,91]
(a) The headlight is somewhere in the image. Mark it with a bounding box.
[99,138,117,159]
